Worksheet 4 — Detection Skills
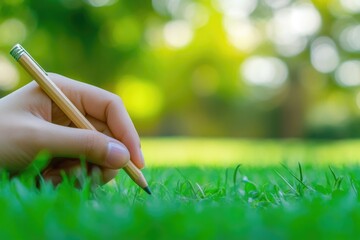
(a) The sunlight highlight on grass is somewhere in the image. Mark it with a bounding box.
[141,138,360,167]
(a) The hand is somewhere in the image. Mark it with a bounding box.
[0,73,144,185]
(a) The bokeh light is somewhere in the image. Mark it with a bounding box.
[183,3,209,28]
[116,76,164,120]
[223,18,262,53]
[0,18,27,46]
[264,0,291,9]
[241,56,288,88]
[339,24,360,52]
[144,20,164,48]
[335,60,360,87]
[340,0,360,13]
[311,37,339,73]
[0,55,19,90]
[214,0,258,19]
[105,18,142,50]
[267,3,321,57]
[163,20,193,48]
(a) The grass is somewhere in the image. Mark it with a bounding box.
[2,138,360,239]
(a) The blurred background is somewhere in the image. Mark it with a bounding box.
[0,0,360,139]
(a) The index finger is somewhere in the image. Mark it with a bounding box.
[48,73,145,169]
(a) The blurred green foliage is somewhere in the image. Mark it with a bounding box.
[0,0,360,138]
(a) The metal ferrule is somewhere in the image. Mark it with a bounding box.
[10,43,48,75]
[10,44,25,61]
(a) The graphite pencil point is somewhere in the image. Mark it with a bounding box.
[143,186,152,195]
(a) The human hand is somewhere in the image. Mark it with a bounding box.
[0,73,144,185]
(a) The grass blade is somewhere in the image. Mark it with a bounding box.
[280,163,309,190]
[274,170,299,196]
[233,164,242,186]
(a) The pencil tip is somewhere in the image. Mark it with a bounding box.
[143,186,152,195]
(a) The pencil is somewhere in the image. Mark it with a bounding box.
[10,44,151,195]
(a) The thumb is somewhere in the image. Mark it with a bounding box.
[36,122,130,169]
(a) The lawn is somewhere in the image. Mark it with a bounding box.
[1,138,360,239]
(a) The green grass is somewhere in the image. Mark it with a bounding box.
[2,139,360,239]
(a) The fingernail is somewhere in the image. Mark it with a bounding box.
[106,142,130,168]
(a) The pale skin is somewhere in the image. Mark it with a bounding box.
[0,73,144,185]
